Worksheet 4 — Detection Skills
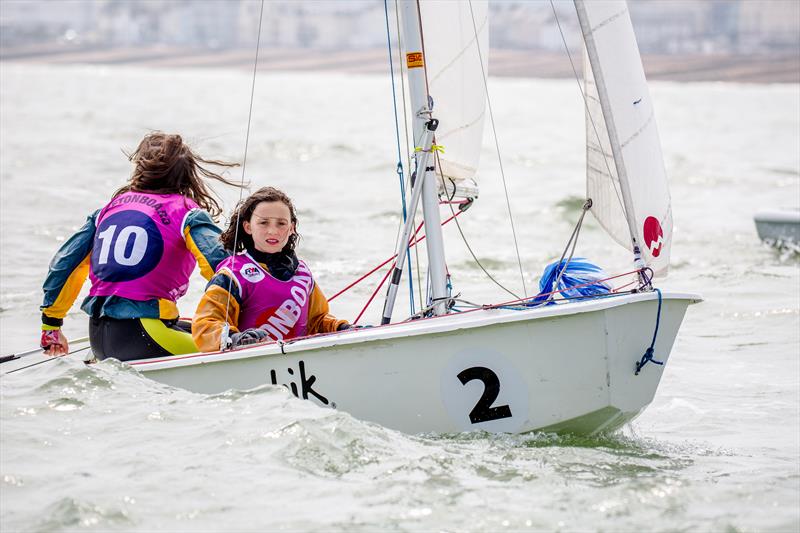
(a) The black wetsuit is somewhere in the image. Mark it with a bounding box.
[88,318,193,362]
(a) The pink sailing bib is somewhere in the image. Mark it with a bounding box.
[219,253,314,341]
[89,192,198,302]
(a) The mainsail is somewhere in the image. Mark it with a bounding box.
[576,0,672,276]
[417,0,489,200]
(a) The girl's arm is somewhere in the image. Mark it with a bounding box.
[40,211,98,335]
[306,284,349,335]
[183,209,229,280]
[191,272,242,352]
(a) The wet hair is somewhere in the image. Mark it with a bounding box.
[220,186,300,253]
[113,132,243,220]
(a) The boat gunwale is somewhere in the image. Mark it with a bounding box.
[130,290,701,371]
[753,208,800,224]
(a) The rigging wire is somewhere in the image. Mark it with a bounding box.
[400,268,645,323]
[4,345,92,374]
[547,1,644,292]
[415,0,522,305]
[467,0,528,298]
[384,0,416,315]
[548,0,626,215]
[446,198,522,300]
[546,200,591,302]
[221,0,265,345]
[407,0,523,303]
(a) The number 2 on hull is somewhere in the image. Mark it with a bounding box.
[457,366,513,424]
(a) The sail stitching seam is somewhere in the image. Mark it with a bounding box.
[589,8,628,34]
[435,109,487,140]
[587,163,619,179]
[620,110,655,149]
[587,144,617,160]
[429,13,489,86]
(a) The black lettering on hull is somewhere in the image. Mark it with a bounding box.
[267,360,330,406]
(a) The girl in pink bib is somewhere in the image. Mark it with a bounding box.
[40,132,244,361]
[193,187,349,351]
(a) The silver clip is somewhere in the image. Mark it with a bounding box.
[220,323,231,351]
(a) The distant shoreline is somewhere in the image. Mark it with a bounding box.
[1,44,798,84]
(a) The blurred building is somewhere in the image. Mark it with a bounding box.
[0,0,100,47]
[737,0,800,52]
[254,1,385,49]
[1,0,798,55]
[490,0,800,55]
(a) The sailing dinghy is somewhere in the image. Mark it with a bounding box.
[754,208,800,245]
[11,0,701,435]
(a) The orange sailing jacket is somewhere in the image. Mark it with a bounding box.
[192,256,347,352]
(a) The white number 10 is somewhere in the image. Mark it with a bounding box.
[96,224,148,266]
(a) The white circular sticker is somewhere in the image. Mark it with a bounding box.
[240,262,265,283]
[440,348,529,433]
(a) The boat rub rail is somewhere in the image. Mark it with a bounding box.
[128,290,701,368]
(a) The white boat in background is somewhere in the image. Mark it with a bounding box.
[5,0,700,435]
[754,208,800,245]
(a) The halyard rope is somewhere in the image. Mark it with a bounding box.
[548,0,626,218]
[384,0,416,315]
[468,0,528,298]
[221,0,265,348]
[634,288,664,375]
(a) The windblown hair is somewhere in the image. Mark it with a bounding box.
[220,186,300,253]
[113,132,242,219]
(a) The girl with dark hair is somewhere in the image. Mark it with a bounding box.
[40,132,243,361]
[192,187,349,351]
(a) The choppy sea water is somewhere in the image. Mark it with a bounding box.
[1,63,798,532]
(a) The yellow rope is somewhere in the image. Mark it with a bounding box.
[414,144,445,154]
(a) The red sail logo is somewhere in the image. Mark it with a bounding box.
[643,216,664,257]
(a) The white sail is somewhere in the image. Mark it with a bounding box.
[583,51,630,252]
[576,0,672,276]
[417,0,488,199]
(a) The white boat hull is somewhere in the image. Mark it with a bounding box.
[754,208,800,244]
[128,291,699,435]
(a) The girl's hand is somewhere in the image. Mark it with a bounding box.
[41,329,69,356]
[338,323,372,331]
[230,328,269,348]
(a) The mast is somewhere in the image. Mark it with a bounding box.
[380,120,439,325]
[382,0,489,323]
[398,0,449,317]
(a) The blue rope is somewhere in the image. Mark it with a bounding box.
[384,0,415,315]
[635,288,664,375]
